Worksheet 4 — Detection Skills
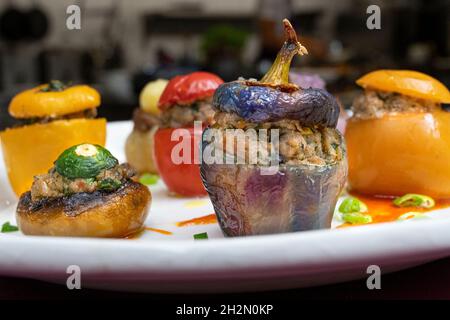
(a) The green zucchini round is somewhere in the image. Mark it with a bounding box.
[54,144,118,179]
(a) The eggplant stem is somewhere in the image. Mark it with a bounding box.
[260,19,308,87]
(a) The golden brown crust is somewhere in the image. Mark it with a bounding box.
[16,181,151,238]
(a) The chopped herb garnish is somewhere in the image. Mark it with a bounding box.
[139,173,159,186]
[1,222,19,233]
[341,212,372,224]
[393,194,435,209]
[98,178,122,191]
[193,232,208,240]
[338,197,368,214]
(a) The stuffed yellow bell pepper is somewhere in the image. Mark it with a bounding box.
[1,80,106,196]
[346,70,450,199]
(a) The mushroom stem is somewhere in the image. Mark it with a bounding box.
[260,19,308,86]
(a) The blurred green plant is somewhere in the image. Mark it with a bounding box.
[201,24,248,55]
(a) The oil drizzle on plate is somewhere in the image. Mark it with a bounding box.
[176,214,217,227]
[338,193,450,228]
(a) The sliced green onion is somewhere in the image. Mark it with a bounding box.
[1,222,19,233]
[338,197,368,214]
[397,212,429,221]
[193,232,208,240]
[139,173,159,186]
[393,194,435,209]
[341,212,372,224]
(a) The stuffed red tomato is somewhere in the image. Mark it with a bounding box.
[154,71,223,196]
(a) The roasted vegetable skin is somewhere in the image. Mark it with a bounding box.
[211,20,338,127]
[213,82,339,127]
[201,19,347,236]
[201,131,347,236]
[16,181,151,238]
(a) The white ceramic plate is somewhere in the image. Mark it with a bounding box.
[1,121,450,293]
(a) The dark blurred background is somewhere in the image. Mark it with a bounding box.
[0,0,449,129]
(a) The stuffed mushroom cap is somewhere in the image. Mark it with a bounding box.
[17,181,151,237]
[16,143,151,237]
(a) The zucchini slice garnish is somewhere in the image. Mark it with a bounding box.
[54,144,118,179]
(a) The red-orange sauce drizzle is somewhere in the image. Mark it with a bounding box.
[176,214,217,227]
[338,192,450,228]
[145,227,173,235]
[125,227,173,239]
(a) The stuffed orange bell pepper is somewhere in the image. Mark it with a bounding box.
[346,70,450,199]
[1,80,106,196]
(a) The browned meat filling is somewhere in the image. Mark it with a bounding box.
[160,99,215,128]
[133,108,161,132]
[352,90,438,120]
[30,163,136,202]
[16,108,97,127]
[211,112,343,166]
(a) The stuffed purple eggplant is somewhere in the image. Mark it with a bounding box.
[201,19,347,237]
